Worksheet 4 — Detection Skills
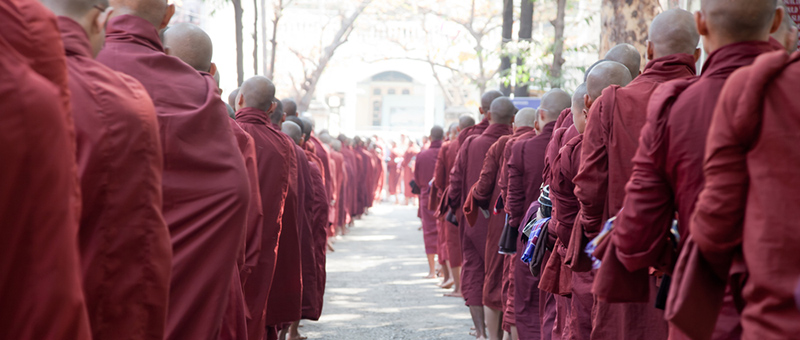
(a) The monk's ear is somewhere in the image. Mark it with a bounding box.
[485,111,492,122]
[160,4,176,30]
[646,40,654,61]
[236,92,245,110]
[693,48,702,62]
[209,62,218,76]
[695,11,708,37]
[583,94,592,112]
[770,7,785,35]
[268,101,277,114]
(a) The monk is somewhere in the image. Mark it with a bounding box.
[549,84,592,340]
[505,89,571,340]
[232,76,297,340]
[463,107,538,340]
[449,97,516,340]
[401,140,420,206]
[330,139,349,233]
[283,97,298,116]
[0,12,90,339]
[415,126,445,278]
[458,90,504,146]
[271,98,286,127]
[601,1,782,339]
[574,16,698,335]
[433,116,476,297]
[306,119,334,225]
[691,29,800,339]
[45,0,172,338]
[98,2,251,339]
[388,141,403,203]
[604,43,642,79]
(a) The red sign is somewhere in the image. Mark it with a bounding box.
[785,0,800,47]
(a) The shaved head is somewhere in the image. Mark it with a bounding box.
[586,61,633,100]
[539,89,572,121]
[489,97,517,124]
[331,140,342,152]
[459,115,476,130]
[271,99,284,126]
[299,117,313,142]
[481,90,504,112]
[163,23,213,72]
[110,0,172,29]
[43,0,109,17]
[240,76,275,112]
[604,44,640,79]
[448,122,459,136]
[286,116,306,137]
[702,0,778,42]
[571,83,588,113]
[430,126,445,141]
[584,59,608,82]
[228,88,239,108]
[282,121,303,146]
[515,108,538,128]
[282,98,298,116]
[649,9,700,57]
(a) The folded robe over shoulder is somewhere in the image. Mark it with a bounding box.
[0,33,91,340]
[60,16,173,340]
[98,15,252,340]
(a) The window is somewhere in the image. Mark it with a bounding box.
[387,89,396,95]
[373,88,381,95]
[372,101,382,126]
[402,89,410,95]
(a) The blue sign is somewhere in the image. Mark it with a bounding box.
[512,97,542,110]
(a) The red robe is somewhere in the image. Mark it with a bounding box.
[449,124,513,306]
[235,107,295,340]
[0,32,91,340]
[98,15,250,340]
[573,54,696,340]
[388,147,403,195]
[688,49,800,339]
[414,140,443,255]
[433,141,462,266]
[505,121,556,338]
[341,145,358,222]
[402,146,420,199]
[329,150,347,228]
[61,17,172,340]
[458,116,490,146]
[602,42,777,339]
[464,126,534,312]
[300,157,328,321]
[372,149,385,203]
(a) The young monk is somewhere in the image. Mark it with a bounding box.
[0,7,90,338]
[604,43,642,79]
[415,126,446,278]
[282,97,298,117]
[45,1,173,338]
[690,30,800,340]
[433,116,476,297]
[233,76,298,340]
[505,89,571,340]
[463,108,538,340]
[98,2,251,339]
[450,97,516,340]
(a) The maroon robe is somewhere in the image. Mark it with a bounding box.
[341,145,358,222]
[235,107,296,340]
[449,124,513,306]
[388,147,403,195]
[98,15,251,340]
[458,116,490,146]
[414,140,443,255]
[60,17,172,340]
[602,42,778,339]
[433,141,463,266]
[310,135,332,205]
[402,146,420,199]
[300,157,328,321]
[0,33,91,340]
[688,49,800,339]
[505,121,556,338]
[573,54,697,340]
[464,126,533,312]
[329,150,347,228]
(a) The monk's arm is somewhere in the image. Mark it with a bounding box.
[574,101,609,239]
[613,116,674,273]
[447,142,469,210]
[471,141,502,208]
[505,144,525,227]
[690,79,750,280]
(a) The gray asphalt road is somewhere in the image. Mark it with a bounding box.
[300,202,473,339]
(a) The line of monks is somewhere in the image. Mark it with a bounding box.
[0,0,385,339]
[413,1,800,339]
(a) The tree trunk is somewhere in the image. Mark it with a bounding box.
[261,0,268,78]
[500,0,513,96]
[233,0,244,85]
[268,0,282,79]
[252,0,258,75]
[599,0,660,67]
[549,0,567,88]
[515,0,533,97]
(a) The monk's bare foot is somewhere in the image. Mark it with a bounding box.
[418,226,423,231]
[444,291,463,298]
[439,280,454,289]
[424,273,437,279]
[327,242,335,253]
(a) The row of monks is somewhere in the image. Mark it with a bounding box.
[0,0,385,339]
[412,1,800,340]
[386,137,422,205]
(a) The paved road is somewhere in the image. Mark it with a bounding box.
[301,202,473,339]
